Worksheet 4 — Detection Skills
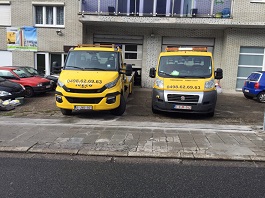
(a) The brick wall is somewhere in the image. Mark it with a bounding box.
[0,0,82,65]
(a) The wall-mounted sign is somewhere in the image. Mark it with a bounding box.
[7,26,37,51]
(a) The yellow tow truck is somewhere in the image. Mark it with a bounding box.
[149,47,223,117]
[54,44,133,116]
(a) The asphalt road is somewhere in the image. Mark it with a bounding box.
[1,87,265,126]
[1,153,265,198]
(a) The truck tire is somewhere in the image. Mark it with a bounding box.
[207,111,215,117]
[110,95,126,116]
[151,103,159,114]
[60,108,72,115]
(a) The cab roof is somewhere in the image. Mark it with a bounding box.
[73,44,120,52]
[159,51,212,56]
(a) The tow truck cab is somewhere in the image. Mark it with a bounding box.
[149,47,223,117]
[55,44,133,116]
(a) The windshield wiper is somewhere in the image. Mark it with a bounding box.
[159,71,174,77]
[176,75,208,78]
[83,68,106,71]
[65,66,84,70]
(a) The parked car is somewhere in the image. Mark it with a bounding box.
[242,71,265,102]
[0,66,52,97]
[0,77,25,100]
[11,66,58,90]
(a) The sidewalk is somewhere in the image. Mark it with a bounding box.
[0,117,265,161]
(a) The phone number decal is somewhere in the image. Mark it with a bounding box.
[67,79,102,84]
[167,85,201,89]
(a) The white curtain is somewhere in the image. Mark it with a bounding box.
[35,6,43,24]
[57,7,64,25]
[46,6,53,24]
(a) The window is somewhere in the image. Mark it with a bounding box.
[0,70,15,79]
[0,2,11,26]
[236,47,265,90]
[33,3,64,27]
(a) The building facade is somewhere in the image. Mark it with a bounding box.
[0,0,265,92]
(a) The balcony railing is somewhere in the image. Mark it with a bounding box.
[80,0,232,18]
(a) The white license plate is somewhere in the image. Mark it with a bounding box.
[244,89,249,93]
[174,105,192,110]
[74,106,93,110]
[46,85,51,88]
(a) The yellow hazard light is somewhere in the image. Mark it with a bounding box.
[76,44,120,51]
[166,47,207,52]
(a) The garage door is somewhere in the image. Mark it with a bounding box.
[236,47,265,91]
[162,37,215,52]
[94,34,143,69]
[0,51,12,66]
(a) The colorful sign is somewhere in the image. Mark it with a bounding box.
[7,26,37,51]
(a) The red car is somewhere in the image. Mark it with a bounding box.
[0,66,52,97]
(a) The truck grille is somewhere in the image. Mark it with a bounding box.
[65,97,103,104]
[167,94,199,103]
[63,86,106,93]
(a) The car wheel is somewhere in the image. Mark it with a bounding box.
[25,86,34,98]
[257,92,265,103]
[60,108,72,115]
[244,94,253,99]
[110,95,126,116]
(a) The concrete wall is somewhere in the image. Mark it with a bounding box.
[232,0,265,22]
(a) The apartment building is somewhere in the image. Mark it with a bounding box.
[0,0,265,92]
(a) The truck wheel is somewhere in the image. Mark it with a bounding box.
[244,94,253,99]
[257,92,265,103]
[152,104,159,114]
[25,86,34,98]
[60,108,72,115]
[110,95,126,116]
[207,111,215,117]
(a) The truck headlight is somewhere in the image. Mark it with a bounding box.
[155,78,164,88]
[0,91,11,96]
[105,77,119,89]
[205,79,215,89]
[57,79,64,87]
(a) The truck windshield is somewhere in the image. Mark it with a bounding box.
[65,51,119,71]
[158,56,212,78]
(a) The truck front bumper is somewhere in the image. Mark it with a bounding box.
[152,88,217,114]
[55,91,121,111]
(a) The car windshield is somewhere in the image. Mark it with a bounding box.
[23,67,39,76]
[64,51,119,71]
[158,56,212,78]
[13,69,32,78]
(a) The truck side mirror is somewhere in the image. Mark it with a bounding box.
[215,68,223,80]
[52,61,61,74]
[125,64,132,76]
[149,68,156,78]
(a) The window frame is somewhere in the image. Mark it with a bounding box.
[33,2,65,28]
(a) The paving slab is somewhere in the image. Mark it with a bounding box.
[0,117,264,162]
